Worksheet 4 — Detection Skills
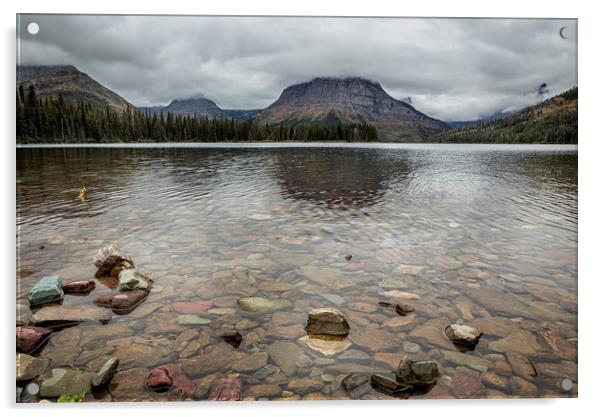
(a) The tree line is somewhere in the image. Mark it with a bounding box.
[16,85,379,144]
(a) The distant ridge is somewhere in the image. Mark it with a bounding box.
[17,65,134,111]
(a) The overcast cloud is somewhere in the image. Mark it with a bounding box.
[17,15,577,121]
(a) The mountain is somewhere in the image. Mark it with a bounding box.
[140,96,261,122]
[430,88,577,144]
[17,65,133,111]
[447,110,516,129]
[255,77,449,142]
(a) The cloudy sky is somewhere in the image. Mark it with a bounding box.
[17,15,577,121]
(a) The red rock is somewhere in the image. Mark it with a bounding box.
[506,351,538,380]
[145,366,174,391]
[208,376,242,401]
[160,364,196,397]
[62,280,96,294]
[93,293,115,308]
[16,326,52,353]
[451,367,486,398]
[171,301,213,314]
[111,290,148,315]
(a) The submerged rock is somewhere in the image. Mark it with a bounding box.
[370,373,411,395]
[299,335,351,357]
[395,304,415,315]
[38,368,94,398]
[91,357,119,388]
[237,295,290,313]
[111,289,148,315]
[266,341,311,377]
[444,324,483,347]
[16,326,52,353]
[342,373,371,398]
[171,301,213,314]
[176,315,211,325]
[118,269,152,292]
[305,308,350,337]
[62,280,95,294]
[221,330,243,348]
[27,276,63,308]
[451,367,486,398]
[320,293,346,306]
[16,353,50,382]
[396,356,440,386]
[145,366,173,392]
[506,351,538,379]
[93,244,134,276]
[31,304,111,327]
[208,376,242,401]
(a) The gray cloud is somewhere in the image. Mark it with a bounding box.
[17,15,577,121]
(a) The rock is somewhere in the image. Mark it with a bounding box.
[383,315,415,329]
[208,308,237,315]
[208,376,241,401]
[444,324,483,347]
[342,373,371,398]
[433,255,463,270]
[396,264,425,274]
[378,278,408,289]
[16,353,50,382]
[440,350,490,372]
[349,327,400,352]
[257,281,294,292]
[451,367,486,398]
[62,280,95,294]
[253,364,280,380]
[379,290,421,300]
[171,301,213,314]
[232,352,268,372]
[221,330,243,348]
[296,266,352,290]
[402,341,421,354]
[145,366,173,391]
[510,376,539,397]
[38,368,94,398]
[93,244,134,276]
[489,330,541,356]
[160,364,196,397]
[370,373,412,395]
[320,293,345,306]
[506,351,537,379]
[299,335,351,357]
[287,378,322,394]
[470,317,519,338]
[339,349,371,361]
[16,326,52,353]
[305,308,350,336]
[348,302,377,313]
[118,269,152,292]
[91,357,119,388]
[27,276,63,307]
[176,315,211,325]
[237,295,290,313]
[409,325,450,349]
[396,356,440,386]
[31,304,111,327]
[395,304,415,315]
[182,344,244,378]
[111,289,148,315]
[481,371,509,392]
[344,255,353,261]
[266,342,311,377]
[245,384,281,397]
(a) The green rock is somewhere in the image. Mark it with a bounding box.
[402,341,421,354]
[320,293,345,306]
[118,269,152,292]
[38,368,94,398]
[176,315,211,325]
[27,276,63,307]
[237,296,290,313]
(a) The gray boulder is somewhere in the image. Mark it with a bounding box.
[27,276,63,308]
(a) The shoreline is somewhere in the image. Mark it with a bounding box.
[17,142,578,151]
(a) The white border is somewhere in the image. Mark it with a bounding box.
[3,1,601,416]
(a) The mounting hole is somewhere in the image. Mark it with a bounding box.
[561,378,573,391]
[25,382,39,395]
[27,22,40,35]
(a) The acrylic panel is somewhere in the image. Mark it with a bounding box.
[16,14,577,403]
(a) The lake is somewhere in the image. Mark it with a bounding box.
[16,144,578,401]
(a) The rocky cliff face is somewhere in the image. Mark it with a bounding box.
[17,65,133,111]
[257,77,449,142]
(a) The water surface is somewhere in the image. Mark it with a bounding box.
[16,144,578,401]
